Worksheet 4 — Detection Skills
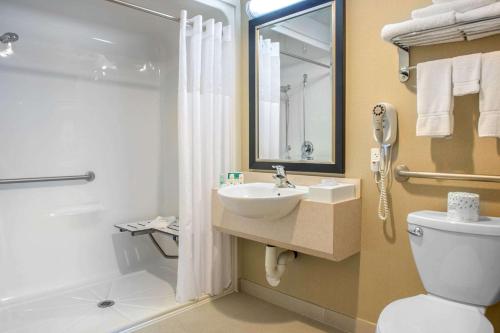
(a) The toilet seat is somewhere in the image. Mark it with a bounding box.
[376,294,493,333]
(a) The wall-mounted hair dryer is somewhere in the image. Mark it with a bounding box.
[371,103,398,221]
[372,103,398,146]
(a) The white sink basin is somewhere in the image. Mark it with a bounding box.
[217,182,308,219]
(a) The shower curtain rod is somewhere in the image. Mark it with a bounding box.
[104,0,182,23]
[280,50,331,69]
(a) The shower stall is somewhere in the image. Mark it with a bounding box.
[0,0,238,332]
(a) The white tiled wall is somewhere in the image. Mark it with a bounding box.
[0,0,178,303]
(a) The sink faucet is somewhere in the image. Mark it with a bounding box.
[272,165,296,188]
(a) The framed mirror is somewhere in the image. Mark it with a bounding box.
[249,0,344,174]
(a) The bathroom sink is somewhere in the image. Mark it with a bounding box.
[217,183,308,219]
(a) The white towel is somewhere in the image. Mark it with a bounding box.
[452,53,481,96]
[456,2,500,22]
[417,59,454,137]
[479,51,500,138]
[381,11,456,42]
[412,0,494,19]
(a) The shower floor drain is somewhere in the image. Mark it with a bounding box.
[97,300,115,308]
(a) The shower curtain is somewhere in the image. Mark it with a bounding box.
[258,37,281,159]
[177,10,234,302]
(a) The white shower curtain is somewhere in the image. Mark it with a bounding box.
[258,37,281,159]
[177,10,234,302]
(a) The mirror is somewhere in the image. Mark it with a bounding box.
[249,0,344,174]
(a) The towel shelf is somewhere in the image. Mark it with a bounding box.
[392,14,500,82]
[395,165,500,183]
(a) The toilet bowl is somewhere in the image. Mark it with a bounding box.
[377,294,493,333]
[376,211,500,333]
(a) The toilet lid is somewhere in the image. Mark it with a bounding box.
[377,295,493,333]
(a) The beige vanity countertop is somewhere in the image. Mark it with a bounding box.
[212,172,362,262]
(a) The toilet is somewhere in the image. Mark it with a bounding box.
[377,210,500,333]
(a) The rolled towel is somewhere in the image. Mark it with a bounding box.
[381,11,456,42]
[452,53,481,96]
[417,58,454,137]
[412,0,494,19]
[433,0,460,3]
[479,51,500,138]
[456,2,500,22]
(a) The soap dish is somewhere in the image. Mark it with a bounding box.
[308,182,355,203]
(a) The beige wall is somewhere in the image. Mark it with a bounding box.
[238,0,500,328]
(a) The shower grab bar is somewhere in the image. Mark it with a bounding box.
[395,165,500,183]
[0,171,95,185]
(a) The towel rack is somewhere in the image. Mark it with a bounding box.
[392,14,500,82]
[0,171,95,185]
[395,165,500,183]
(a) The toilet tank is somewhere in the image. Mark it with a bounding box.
[407,211,500,306]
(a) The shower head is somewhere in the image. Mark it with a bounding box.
[0,32,19,44]
[280,84,291,93]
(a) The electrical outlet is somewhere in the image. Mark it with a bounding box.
[371,147,381,172]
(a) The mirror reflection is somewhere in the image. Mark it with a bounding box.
[257,4,333,162]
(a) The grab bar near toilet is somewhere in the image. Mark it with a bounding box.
[395,165,500,184]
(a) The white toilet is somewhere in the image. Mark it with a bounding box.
[377,210,500,333]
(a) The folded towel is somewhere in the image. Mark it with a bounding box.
[456,2,500,22]
[381,11,456,42]
[412,0,494,19]
[417,59,454,137]
[452,53,481,96]
[479,51,500,137]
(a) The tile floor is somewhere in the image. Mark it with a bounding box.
[0,264,180,333]
[136,292,343,333]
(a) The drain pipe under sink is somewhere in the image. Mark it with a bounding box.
[265,245,297,287]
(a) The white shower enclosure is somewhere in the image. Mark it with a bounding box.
[0,0,239,332]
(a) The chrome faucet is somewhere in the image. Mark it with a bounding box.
[272,165,295,188]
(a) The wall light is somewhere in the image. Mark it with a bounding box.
[245,0,306,19]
